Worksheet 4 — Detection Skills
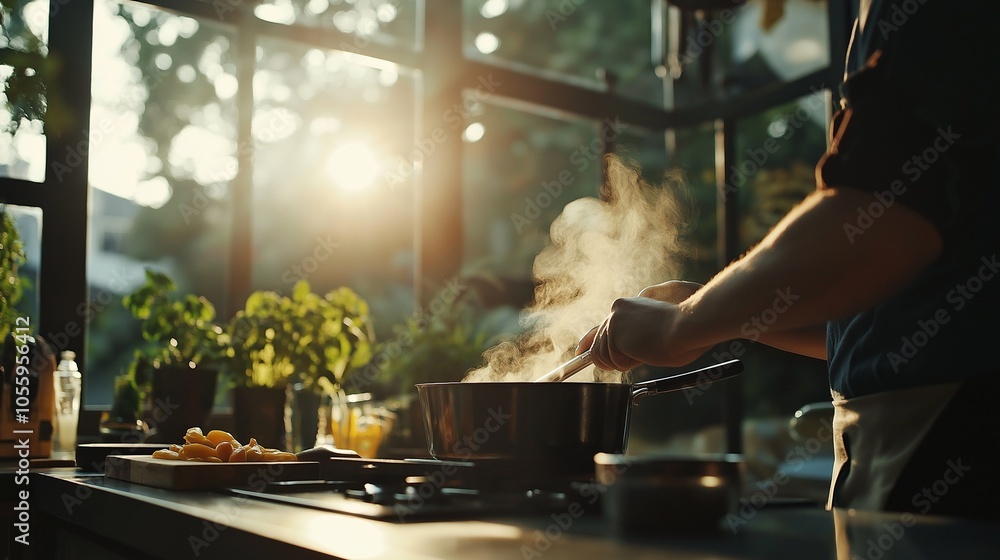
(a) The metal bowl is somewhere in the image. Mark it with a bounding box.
[594,453,744,535]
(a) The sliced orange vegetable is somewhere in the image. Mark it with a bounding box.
[188,456,223,463]
[206,429,240,448]
[215,441,234,462]
[152,449,180,460]
[178,443,217,460]
[245,444,264,462]
[183,427,214,447]
[229,446,247,463]
[262,451,297,462]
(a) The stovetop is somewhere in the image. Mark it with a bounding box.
[227,457,605,522]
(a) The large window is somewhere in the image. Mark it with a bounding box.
[250,36,419,335]
[2,0,849,498]
[85,0,236,403]
[1,0,48,183]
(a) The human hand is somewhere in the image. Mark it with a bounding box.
[635,280,703,303]
[576,281,707,371]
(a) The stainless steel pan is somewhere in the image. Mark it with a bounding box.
[416,359,743,472]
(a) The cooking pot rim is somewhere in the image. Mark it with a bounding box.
[416,381,634,388]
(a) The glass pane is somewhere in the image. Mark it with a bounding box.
[614,125,669,187]
[0,204,41,324]
[252,36,418,338]
[254,0,420,49]
[85,0,236,406]
[602,123,719,285]
[462,101,599,297]
[610,123,722,455]
[671,124,717,284]
[733,91,830,502]
[670,0,830,107]
[735,91,826,253]
[0,64,46,182]
[463,0,662,106]
[0,0,49,54]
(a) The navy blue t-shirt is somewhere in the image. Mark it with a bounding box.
[820,0,1000,398]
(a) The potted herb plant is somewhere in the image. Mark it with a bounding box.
[0,210,25,346]
[366,281,520,452]
[225,280,374,450]
[122,269,226,443]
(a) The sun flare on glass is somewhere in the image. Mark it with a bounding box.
[326,142,380,192]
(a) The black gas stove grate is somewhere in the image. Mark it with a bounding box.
[227,456,605,522]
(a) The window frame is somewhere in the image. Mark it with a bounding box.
[0,0,853,447]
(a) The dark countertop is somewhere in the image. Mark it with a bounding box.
[24,470,1000,560]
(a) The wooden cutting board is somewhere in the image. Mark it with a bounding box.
[105,455,320,490]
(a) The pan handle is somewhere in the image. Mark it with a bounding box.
[630,359,743,406]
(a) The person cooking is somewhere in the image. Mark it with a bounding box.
[579,0,1000,518]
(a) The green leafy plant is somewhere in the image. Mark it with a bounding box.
[108,371,142,423]
[370,284,521,394]
[0,210,26,344]
[122,269,226,372]
[225,280,375,390]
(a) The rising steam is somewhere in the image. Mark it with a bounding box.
[464,155,690,383]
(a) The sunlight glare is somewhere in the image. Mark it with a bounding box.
[326,142,380,192]
[376,3,397,23]
[133,176,172,208]
[378,66,399,87]
[154,52,172,71]
[157,19,179,47]
[480,0,508,19]
[463,122,485,142]
[130,8,151,27]
[254,0,297,25]
[177,65,196,83]
[214,73,238,99]
[169,124,236,184]
[474,32,500,54]
[306,0,329,16]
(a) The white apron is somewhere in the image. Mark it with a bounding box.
[827,381,962,511]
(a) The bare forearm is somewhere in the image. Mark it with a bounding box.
[672,188,942,358]
[755,324,828,360]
